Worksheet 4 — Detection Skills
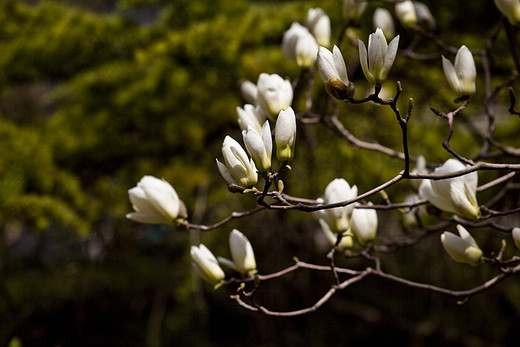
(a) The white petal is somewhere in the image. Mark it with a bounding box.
[332,45,349,84]
[358,39,375,84]
[317,46,336,82]
[381,35,399,81]
[442,56,461,95]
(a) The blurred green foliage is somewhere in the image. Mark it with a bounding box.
[1,0,520,346]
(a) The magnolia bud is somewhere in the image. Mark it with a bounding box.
[242,121,272,172]
[218,229,257,276]
[191,244,226,288]
[441,225,483,266]
[256,73,293,121]
[317,45,355,100]
[395,0,417,28]
[373,8,395,40]
[442,45,477,97]
[305,8,331,47]
[216,136,258,187]
[512,227,520,250]
[358,28,400,85]
[351,203,378,246]
[127,175,184,225]
[282,22,319,68]
[418,159,479,219]
[314,178,358,234]
[275,107,297,162]
[237,104,266,134]
[494,0,520,26]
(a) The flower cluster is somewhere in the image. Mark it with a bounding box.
[191,229,257,288]
[314,178,378,250]
[123,1,520,310]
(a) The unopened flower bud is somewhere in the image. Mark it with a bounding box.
[442,45,477,97]
[127,175,184,225]
[191,244,225,288]
[351,203,378,246]
[305,8,331,47]
[216,136,258,187]
[242,121,272,172]
[317,45,355,100]
[358,28,400,85]
[373,8,395,40]
[494,0,520,26]
[275,107,297,162]
[418,158,479,219]
[441,225,483,266]
[218,229,257,276]
[512,227,520,250]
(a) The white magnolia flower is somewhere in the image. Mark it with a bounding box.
[442,45,477,97]
[127,175,183,225]
[395,1,436,30]
[317,45,354,100]
[358,28,400,85]
[394,0,417,28]
[256,73,293,121]
[441,225,483,266]
[191,244,226,288]
[243,121,272,172]
[240,80,258,105]
[282,23,319,68]
[343,0,368,22]
[494,0,520,25]
[413,2,436,30]
[305,8,331,47]
[218,229,257,275]
[236,104,266,134]
[319,218,353,251]
[274,107,297,162]
[315,178,358,234]
[216,136,258,187]
[351,203,378,246]
[512,227,520,250]
[373,8,395,40]
[418,159,479,219]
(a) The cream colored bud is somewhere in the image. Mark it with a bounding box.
[512,227,520,250]
[494,0,520,25]
[441,225,483,266]
[317,45,355,100]
[315,178,358,234]
[359,28,400,85]
[305,8,331,47]
[418,159,479,219]
[191,244,225,288]
[274,107,297,162]
[282,22,319,68]
[256,73,293,121]
[240,80,258,105]
[442,45,477,97]
[127,175,183,225]
[242,121,272,172]
[218,229,257,276]
[237,104,266,134]
[351,203,378,246]
[395,0,417,28]
[373,8,395,40]
[217,136,258,187]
